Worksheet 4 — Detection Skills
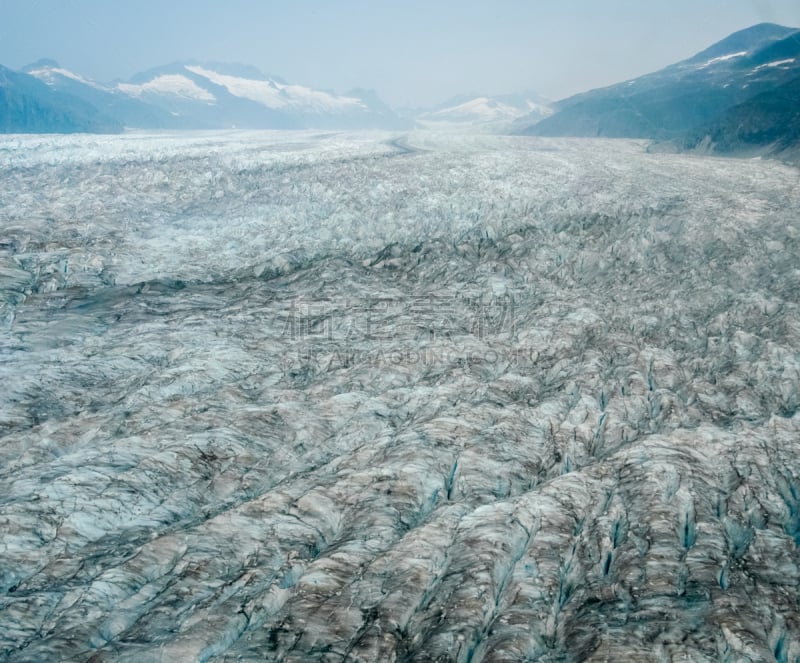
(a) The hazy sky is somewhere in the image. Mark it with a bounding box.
[2,0,800,107]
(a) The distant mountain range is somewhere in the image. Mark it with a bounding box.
[1,60,410,132]
[2,23,798,160]
[522,23,800,161]
[415,92,552,132]
[0,57,550,134]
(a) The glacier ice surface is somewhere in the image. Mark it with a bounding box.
[1,130,800,661]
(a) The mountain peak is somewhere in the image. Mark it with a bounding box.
[417,92,551,132]
[685,22,799,64]
[22,58,61,71]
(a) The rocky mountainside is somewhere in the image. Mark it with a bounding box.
[683,74,800,161]
[523,23,800,158]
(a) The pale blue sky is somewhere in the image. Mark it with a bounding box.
[2,1,799,107]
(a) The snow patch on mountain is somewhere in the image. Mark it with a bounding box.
[754,58,797,70]
[26,65,104,90]
[428,97,527,121]
[118,74,216,102]
[697,51,748,68]
[184,65,365,113]
[418,94,552,132]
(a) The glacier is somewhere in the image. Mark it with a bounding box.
[1,130,800,661]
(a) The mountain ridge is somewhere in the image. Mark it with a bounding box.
[521,23,800,161]
[0,64,122,134]
[4,24,798,143]
[7,60,410,132]
[415,92,551,132]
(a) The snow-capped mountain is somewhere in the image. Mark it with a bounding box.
[524,22,800,153]
[21,60,409,131]
[417,92,551,132]
[23,60,179,130]
[111,62,298,129]
[116,62,408,130]
[0,64,121,134]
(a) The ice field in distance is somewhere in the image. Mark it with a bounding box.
[2,130,800,661]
